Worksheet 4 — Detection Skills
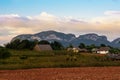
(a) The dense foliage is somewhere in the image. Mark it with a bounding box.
[38,40,50,44]
[78,43,120,53]
[4,39,120,53]
[51,41,64,50]
[5,39,36,50]
[109,48,120,54]
[5,39,64,50]
[79,43,86,49]
[0,47,11,59]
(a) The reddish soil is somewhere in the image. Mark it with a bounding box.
[0,67,120,80]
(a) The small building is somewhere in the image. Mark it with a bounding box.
[34,44,53,51]
[67,47,88,53]
[73,48,80,53]
[79,48,88,52]
[67,48,73,52]
[67,47,80,53]
[67,47,79,53]
[97,47,110,54]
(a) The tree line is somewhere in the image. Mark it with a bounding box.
[5,39,64,50]
[5,39,120,53]
[68,43,120,53]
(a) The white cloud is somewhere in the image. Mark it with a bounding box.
[27,12,57,21]
[104,11,120,16]
[0,14,20,18]
[92,11,120,24]
[0,11,120,45]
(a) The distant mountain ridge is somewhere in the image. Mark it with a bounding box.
[12,30,120,48]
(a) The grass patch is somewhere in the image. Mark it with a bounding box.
[0,50,120,70]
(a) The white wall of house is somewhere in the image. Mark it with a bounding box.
[97,51,109,54]
[73,48,79,53]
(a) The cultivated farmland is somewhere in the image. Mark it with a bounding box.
[0,67,120,80]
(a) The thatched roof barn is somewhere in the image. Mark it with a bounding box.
[34,44,53,51]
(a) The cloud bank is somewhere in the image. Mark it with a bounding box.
[0,11,120,45]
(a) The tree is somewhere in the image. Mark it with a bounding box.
[78,43,86,49]
[100,44,106,47]
[5,39,36,50]
[0,46,3,48]
[51,41,64,50]
[38,40,50,44]
[5,39,21,49]
[29,41,36,50]
[0,48,11,59]
[109,48,120,54]
[86,44,97,52]
[17,40,29,49]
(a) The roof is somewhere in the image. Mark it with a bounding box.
[97,47,110,51]
[36,44,53,51]
[79,48,88,52]
[73,47,88,52]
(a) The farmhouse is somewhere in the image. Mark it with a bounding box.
[34,44,53,51]
[67,48,79,53]
[73,48,80,53]
[67,47,88,53]
[97,47,110,54]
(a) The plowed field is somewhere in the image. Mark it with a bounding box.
[0,67,120,80]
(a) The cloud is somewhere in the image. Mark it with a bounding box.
[0,14,20,18]
[27,12,57,21]
[0,11,120,45]
[104,11,120,16]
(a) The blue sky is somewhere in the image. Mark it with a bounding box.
[0,0,120,45]
[0,0,120,18]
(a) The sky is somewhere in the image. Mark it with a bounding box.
[0,0,120,45]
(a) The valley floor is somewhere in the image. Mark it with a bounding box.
[0,67,120,80]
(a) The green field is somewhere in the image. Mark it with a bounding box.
[0,50,120,70]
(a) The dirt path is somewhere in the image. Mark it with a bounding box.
[0,67,120,80]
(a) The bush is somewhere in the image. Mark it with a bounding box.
[19,55,28,60]
[0,48,11,59]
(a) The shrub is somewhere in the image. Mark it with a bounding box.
[0,48,11,59]
[19,55,28,60]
